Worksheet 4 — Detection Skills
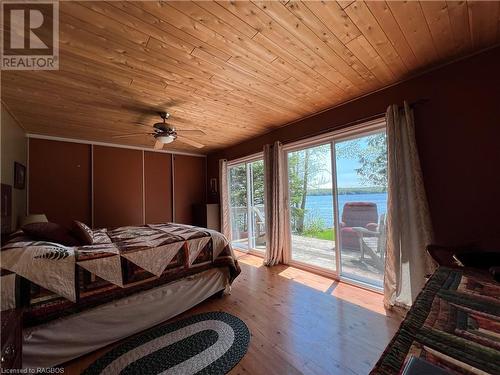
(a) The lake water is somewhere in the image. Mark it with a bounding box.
[304,193,387,227]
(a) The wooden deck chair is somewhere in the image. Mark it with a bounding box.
[352,213,387,271]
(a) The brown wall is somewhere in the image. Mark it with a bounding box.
[208,47,500,248]
[93,146,143,228]
[144,151,172,224]
[174,155,206,225]
[1,104,27,230]
[28,139,206,228]
[29,139,91,227]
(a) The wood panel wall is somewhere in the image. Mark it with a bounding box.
[144,151,172,224]
[174,155,206,225]
[93,146,143,228]
[28,140,205,228]
[28,139,91,227]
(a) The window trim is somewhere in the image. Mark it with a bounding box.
[226,151,263,167]
[282,117,386,153]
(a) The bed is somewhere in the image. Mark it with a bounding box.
[0,223,240,368]
[371,267,500,374]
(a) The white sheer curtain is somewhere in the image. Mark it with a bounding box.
[219,159,231,240]
[385,101,436,308]
[263,141,290,266]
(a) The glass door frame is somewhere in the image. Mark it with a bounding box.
[283,140,339,279]
[282,117,387,292]
[227,152,266,257]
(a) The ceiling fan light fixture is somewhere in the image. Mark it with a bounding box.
[157,135,175,144]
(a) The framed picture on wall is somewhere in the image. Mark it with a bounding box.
[14,162,26,189]
[210,178,217,194]
[1,184,12,234]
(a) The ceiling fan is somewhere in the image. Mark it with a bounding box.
[113,112,206,149]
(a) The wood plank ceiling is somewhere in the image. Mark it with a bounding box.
[2,1,499,153]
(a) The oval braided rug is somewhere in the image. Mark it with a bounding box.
[83,312,250,375]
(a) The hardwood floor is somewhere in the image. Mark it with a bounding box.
[63,251,402,375]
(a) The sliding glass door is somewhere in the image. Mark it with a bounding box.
[335,130,387,288]
[228,164,249,249]
[228,158,266,252]
[287,143,336,272]
[286,123,387,289]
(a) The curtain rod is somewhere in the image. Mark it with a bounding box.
[283,98,429,146]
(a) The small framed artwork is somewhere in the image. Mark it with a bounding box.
[14,162,26,189]
[1,184,12,234]
[210,178,218,194]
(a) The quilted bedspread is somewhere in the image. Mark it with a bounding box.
[1,223,240,326]
[371,267,500,374]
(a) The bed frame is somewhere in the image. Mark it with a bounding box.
[22,267,229,369]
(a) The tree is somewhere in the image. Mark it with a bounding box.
[288,144,330,234]
[336,132,387,188]
[356,133,387,187]
[228,161,265,234]
[251,160,265,206]
[228,161,265,207]
[228,164,247,208]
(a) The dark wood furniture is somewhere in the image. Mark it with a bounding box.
[1,309,22,370]
[193,203,220,231]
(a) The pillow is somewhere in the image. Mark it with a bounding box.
[5,229,25,243]
[92,228,112,244]
[71,220,94,245]
[22,222,80,246]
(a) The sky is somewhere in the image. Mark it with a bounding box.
[336,157,364,188]
[309,138,369,189]
[315,156,364,188]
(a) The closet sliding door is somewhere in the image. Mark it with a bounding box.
[28,139,91,227]
[173,155,205,225]
[144,151,172,224]
[93,146,143,228]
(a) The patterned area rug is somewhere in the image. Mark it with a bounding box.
[83,312,250,375]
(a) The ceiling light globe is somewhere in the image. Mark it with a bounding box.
[157,135,175,144]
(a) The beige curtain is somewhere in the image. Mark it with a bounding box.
[219,159,231,240]
[263,141,290,266]
[384,102,436,308]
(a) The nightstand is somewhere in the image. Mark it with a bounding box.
[1,309,22,370]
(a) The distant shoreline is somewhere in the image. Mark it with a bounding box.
[308,187,387,196]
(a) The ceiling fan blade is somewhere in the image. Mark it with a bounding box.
[154,139,164,150]
[133,122,153,129]
[176,129,206,136]
[112,132,149,138]
[177,135,205,149]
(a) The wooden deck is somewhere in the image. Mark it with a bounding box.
[233,235,384,287]
[291,235,384,287]
[64,251,401,375]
